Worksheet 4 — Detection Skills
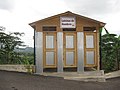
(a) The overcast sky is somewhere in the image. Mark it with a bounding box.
[0,0,120,47]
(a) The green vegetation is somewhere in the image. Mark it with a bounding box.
[0,26,34,65]
[101,28,120,72]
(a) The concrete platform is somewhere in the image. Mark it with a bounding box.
[105,70,120,79]
[41,70,106,82]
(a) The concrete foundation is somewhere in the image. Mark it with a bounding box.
[41,70,106,82]
[0,65,35,73]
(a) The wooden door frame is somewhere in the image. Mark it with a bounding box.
[63,32,77,67]
[84,32,97,67]
[43,32,57,68]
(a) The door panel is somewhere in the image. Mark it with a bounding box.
[66,36,74,48]
[66,51,75,65]
[46,52,55,65]
[43,32,57,68]
[86,35,94,48]
[63,33,77,67]
[46,35,54,48]
[86,51,94,64]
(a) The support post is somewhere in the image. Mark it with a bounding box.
[57,32,63,72]
[77,32,84,73]
[35,32,43,74]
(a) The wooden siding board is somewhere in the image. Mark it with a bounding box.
[29,11,105,32]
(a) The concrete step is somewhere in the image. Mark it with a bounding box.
[105,70,120,79]
[41,70,106,82]
[64,75,106,82]
[64,70,106,82]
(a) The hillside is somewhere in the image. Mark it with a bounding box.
[15,47,34,53]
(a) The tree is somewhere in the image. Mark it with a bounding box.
[101,33,120,72]
[0,26,25,64]
[115,35,120,70]
[99,27,109,70]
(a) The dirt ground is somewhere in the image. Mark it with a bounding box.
[0,70,120,90]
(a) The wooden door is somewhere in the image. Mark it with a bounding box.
[43,32,57,68]
[84,32,97,67]
[63,32,77,67]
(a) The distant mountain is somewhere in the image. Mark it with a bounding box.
[15,47,34,53]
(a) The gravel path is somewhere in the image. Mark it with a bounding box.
[0,70,120,90]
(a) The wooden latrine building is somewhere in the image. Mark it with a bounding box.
[29,11,105,73]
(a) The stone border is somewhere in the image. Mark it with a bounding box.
[0,65,35,73]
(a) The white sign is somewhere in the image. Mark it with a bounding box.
[60,17,76,28]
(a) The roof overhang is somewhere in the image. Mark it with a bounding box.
[29,11,106,28]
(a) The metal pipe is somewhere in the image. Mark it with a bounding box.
[99,27,102,70]
[34,29,36,65]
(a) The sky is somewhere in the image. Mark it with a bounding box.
[0,0,120,47]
